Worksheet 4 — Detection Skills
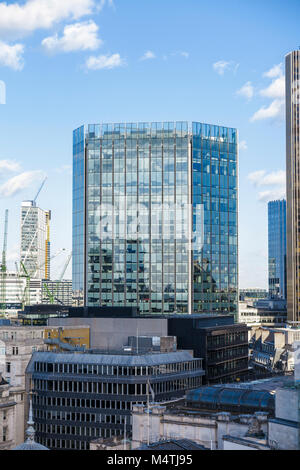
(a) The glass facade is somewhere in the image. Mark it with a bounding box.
[192,123,238,316]
[72,126,85,298]
[72,122,238,316]
[268,199,287,299]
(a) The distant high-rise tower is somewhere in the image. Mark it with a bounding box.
[20,201,51,280]
[268,199,286,299]
[286,50,300,322]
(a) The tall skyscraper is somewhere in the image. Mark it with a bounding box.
[286,51,300,322]
[268,199,286,299]
[73,122,238,316]
[20,201,51,280]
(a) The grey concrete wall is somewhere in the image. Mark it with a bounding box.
[269,421,299,450]
[275,388,299,422]
[49,317,168,350]
[223,440,257,450]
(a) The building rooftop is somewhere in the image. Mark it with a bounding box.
[138,438,207,451]
[227,375,294,392]
[186,386,275,411]
[27,350,201,369]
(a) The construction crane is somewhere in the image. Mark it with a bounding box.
[18,248,66,308]
[43,251,72,304]
[20,176,48,272]
[0,210,8,316]
[21,177,47,230]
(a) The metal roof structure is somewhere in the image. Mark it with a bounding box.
[26,350,198,372]
[186,386,275,410]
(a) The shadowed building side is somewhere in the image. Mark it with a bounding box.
[286,51,300,322]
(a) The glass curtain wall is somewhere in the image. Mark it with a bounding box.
[72,126,85,299]
[73,122,238,316]
[192,123,238,317]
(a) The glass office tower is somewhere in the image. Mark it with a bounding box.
[72,122,238,316]
[268,199,286,299]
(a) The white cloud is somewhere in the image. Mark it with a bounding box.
[248,170,266,186]
[213,60,230,75]
[248,169,286,202]
[260,170,285,186]
[0,0,98,40]
[263,63,283,79]
[140,50,156,61]
[259,76,285,99]
[236,81,254,100]
[248,169,285,187]
[42,20,101,52]
[257,188,286,202]
[251,63,285,123]
[238,140,248,151]
[0,40,24,70]
[0,159,21,175]
[0,170,46,197]
[85,53,125,70]
[213,60,239,76]
[250,98,285,122]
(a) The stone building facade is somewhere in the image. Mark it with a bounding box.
[0,373,18,450]
[131,404,269,450]
[0,324,46,446]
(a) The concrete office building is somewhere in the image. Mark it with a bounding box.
[268,200,286,299]
[168,315,249,384]
[239,299,287,327]
[0,272,42,317]
[239,289,268,302]
[73,122,238,316]
[286,51,300,322]
[25,348,204,450]
[20,201,51,280]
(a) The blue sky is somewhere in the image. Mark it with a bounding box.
[0,0,297,284]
